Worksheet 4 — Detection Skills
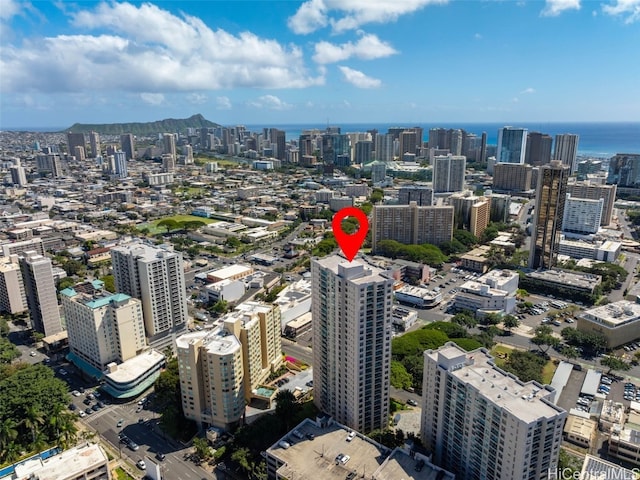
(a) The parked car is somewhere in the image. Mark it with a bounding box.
[136,459,146,470]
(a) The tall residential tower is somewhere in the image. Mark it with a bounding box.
[529,161,570,269]
[312,255,394,433]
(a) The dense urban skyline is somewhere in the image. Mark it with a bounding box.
[1,0,639,128]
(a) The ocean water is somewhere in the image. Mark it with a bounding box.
[247,122,640,159]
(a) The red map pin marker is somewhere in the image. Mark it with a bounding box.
[332,207,369,262]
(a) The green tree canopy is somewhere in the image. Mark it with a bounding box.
[390,360,413,389]
[502,350,546,383]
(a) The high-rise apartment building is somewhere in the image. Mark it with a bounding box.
[399,130,418,158]
[529,161,570,269]
[111,243,187,348]
[354,140,373,165]
[562,194,603,235]
[73,146,86,161]
[312,255,394,433]
[608,153,640,189]
[89,131,101,158]
[61,282,146,372]
[114,151,127,178]
[432,155,466,193]
[163,133,177,160]
[222,302,283,398]
[497,127,527,164]
[398,185,434,206]
[421,343,566,480]
[567,181,616,226]
[448,192,490,235]
[120,133,135,160]
[525,132,552,166]
[553,134,579,173]
[19,251,62,336]
[372,203,454,250]
[374,133,394,162]
[493,163,533,192]
[0,256,26,314]
[9,165,27,187]
[66,132,85,156]
[177,327,245,429]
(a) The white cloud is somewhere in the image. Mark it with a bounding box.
[287,0,328,34]
[312,32,398,64]
[186,93,208,105]
[247,95,292,110]
[0,0,25,20]
[216,96,232,110]
[520,87,536,94]
[1,2,323,94]
[140,93,165,106]
[602,0,640,23]
[288,0,448,34]
[541,0,581,17]
[338,66,382,88]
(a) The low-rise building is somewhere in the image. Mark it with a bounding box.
[206,264,254,283]
[563,415,596,448]
[394,285,442,308]
[6,443,110,480]
[452,280,516,317]
[102,349,166,399]
[525,269,602,295]
[459,245,491,273]
[608,428,640,465]
[391,305,418,332]
[206,279,245,303]
[577,299,640,348]
[266,416,454,480]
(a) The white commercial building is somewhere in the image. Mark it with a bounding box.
[7,443,110,480]
[111,242,188,349]
[562,194,603,234]
[61,281,146,374]
[452,269,519,317]
[422,343,566,480]
[206,279,245,304]
[433,154,466,193]
[312,255,394,433]
[394,285,442,308]
[274,279,312,332]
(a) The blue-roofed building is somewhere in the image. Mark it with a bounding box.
[61,281,147,378]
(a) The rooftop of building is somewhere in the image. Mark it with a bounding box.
[396,285,440,300]
[313,255,391,285]
[176,327,241,356]
[268,418,391,480]
[206,264,253,279]
[427,343,565,424]
[460,245,491,261]
[458,280,508,297]
[11,443,108,480]
[60,285,133,309]
[564,415,596,438]
[112,241,178,260]
[103,349,165,384]
[580,300,640,326]
[527,269,602,289]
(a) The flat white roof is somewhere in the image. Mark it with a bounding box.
[207,264,253,279]
[12,443,108,480]
[429,343,564,424]
[104,350,165,384]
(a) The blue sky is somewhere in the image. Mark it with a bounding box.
[1,0,639,128]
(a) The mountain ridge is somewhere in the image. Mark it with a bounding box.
[63,114,220,135]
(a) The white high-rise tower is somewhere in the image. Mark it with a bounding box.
[311,255,394,433]
[111,243,187,350]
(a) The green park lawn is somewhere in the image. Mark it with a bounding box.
[138,214,217,235]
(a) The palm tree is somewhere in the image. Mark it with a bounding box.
[2,441,21,464]
[22,406,45,444]
[56,414,78,449]
[0,418,18,450]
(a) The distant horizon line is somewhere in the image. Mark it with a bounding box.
[2,120,640,132]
